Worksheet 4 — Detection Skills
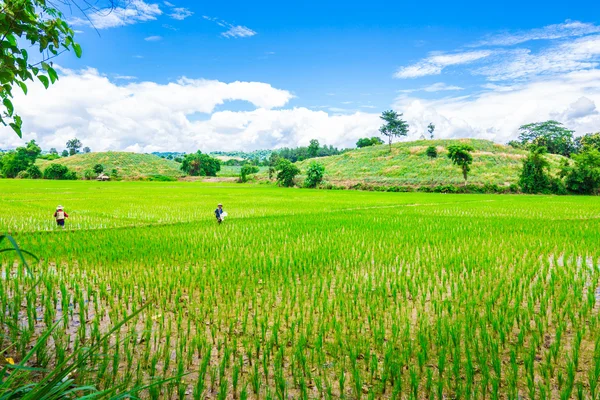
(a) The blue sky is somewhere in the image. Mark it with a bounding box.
[2,0,600,152]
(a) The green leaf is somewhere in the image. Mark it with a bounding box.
[73,43,82,58]
[38,75,50,89]
[9,122,22,138]
[41,62,50,71]
[3,98,14,116]
[6,33,17,47]
[21,48,28,61]
[17,81,28,95]
[47,67,58,84]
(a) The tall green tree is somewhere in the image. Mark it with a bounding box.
[427,123,435,140]
[304,161,325,188]
[379,110,409,152]
[1,0,82,137]
[447,144,474,185]
[307,139,320,158]
[517,121,575,157]
[519,147,551,194]
[275,158,300,187]
[180,151,221,177]
[0,140,40,177]
[574,132,600,152]
[66,138,82,155]
[563,147,600,194]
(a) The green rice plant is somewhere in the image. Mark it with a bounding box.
[1,180,599,399]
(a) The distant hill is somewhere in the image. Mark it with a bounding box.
[36,152,183,180]
[296,139,565,186]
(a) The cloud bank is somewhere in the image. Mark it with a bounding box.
[0,68,379,152]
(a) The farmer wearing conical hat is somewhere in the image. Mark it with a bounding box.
[215,203,225,224]
[53,205,69,228]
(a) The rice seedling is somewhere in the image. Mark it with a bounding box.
[0,179,599,398]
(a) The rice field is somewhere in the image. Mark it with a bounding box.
[1,180,599,399]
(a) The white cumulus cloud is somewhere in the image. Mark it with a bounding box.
[394,70,600,143]
[0,68,382,152]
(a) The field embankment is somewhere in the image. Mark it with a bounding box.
[297,139,565,186]
[36,152,183,180]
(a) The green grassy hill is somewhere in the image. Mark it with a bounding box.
[36,152,183,180]
[297,139,565,186]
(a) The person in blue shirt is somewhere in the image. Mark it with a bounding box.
[215,203,224,224]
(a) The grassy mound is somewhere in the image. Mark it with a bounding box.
[36,152,182,180]
[297,139,565,186]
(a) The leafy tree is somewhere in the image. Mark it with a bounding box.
[26,164,41,179]
[507,140,525,149]
[93,164,104,174]
[240,164,259,183]
[66,138,82,155]
[1,0,82,137]
[307,139,320,158]
[61,150,69,157]
[574,132,600,152]
[379,110,409,152]
[49,148,58,155]
[275,158,300,187]
[519,147,551,194]
[517,121,575,157]
[83,169,96,180]
[356,138,372,148]
[447,145,474,185]
[180,151,221,177]
[110,168,119,179]
[304,161,325,188]
[356,137,384,148]
[563,147,600,194]
[0,140,40,177]
[43,163,77,180]
[370,137,384,145]
[267,153,280,179]
[427,123,435,140]
[426,146,437,158]
[83,146,91,153]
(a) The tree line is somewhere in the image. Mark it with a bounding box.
[0,138,91,178]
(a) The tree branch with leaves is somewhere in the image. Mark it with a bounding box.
[1,0,82,137]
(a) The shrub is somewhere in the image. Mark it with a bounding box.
[519,147,551,194]
[275,159,300,187]
[550,178,568,195]
[43,163,71,180]
[180,151,221,177]
[240,165,259,183]
[356,137,384,148]
[425,146,438,158]
[93,164,104,174]
[16,170,29,179]
[304,162,325,188]
[26,165,41,179]
[146,174,177,182]
[84,169,96,180]
[563,147,600,194]
[65,171,78,180]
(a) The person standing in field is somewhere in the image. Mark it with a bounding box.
[215,203,225,224]
[53,205,69,228]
